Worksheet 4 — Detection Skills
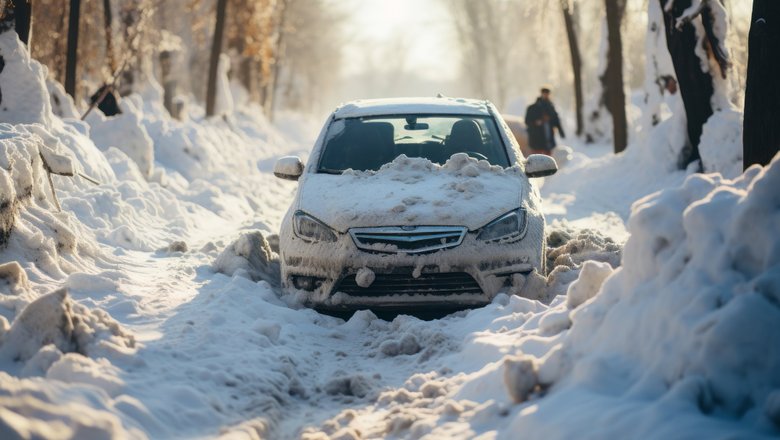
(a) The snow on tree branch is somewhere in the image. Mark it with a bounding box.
[664,0,731,79]
[673,0,704,30]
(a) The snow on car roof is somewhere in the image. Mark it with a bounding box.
[333,97,492,119]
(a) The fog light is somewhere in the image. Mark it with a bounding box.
[291,275,323,291]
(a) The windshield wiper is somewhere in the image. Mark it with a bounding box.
[317,168,344,175]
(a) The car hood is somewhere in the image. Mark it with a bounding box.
[298,155,526,232]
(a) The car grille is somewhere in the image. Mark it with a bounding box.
[349,226,467,254]
[334,272,483,297]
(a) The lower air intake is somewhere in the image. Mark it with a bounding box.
[334,272,483,297]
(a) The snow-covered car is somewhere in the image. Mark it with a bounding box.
[274,97,557,311]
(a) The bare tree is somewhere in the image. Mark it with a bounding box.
[561,0,583,136]
[103,0,116,71]
[743,0,780,169]
[584,1,627,152]
[642,0,675,130]
[64,0,81,99]
[206,0,228,117]
[659,0,731,169]
[603,0,627,153]
[1,0,12,108]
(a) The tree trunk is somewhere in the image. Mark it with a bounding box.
[103,0,115,71]
[561,0,583,136]
[160,50,176,117]
[240,57,254,101]
[65,0,81,99]
[659,0,713,168]
[265,0,289,121]
[0,0,9,107]
[15,0,32,46]
[603,0,628,153]
[743,0,780,169]
[0,1,32,45]
[1,1,13,36]
[206,0,228,117]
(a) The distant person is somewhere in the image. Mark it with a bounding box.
[525,87,565,155]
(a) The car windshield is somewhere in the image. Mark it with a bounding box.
[317,114,510,172]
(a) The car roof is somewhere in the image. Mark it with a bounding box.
[332,97,493,119]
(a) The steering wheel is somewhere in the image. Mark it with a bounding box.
[465,151,488,161]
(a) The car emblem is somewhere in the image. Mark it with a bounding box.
[401,226,417,231]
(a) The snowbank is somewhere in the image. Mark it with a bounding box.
[502,156,780,438]
[0,32,301,439]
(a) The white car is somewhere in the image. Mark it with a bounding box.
[274,97,557,311]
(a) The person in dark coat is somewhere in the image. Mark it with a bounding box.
[524,87,565,155]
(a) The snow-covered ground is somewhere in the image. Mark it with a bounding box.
[1,32,778,439]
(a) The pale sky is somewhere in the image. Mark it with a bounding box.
[341,0,458,81]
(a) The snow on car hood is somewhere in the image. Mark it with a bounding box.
[299,154,526,232]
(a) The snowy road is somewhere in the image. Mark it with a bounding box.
[49,129,627,439]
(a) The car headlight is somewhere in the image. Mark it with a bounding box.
[477,209,527,242]
[293,211,338,242]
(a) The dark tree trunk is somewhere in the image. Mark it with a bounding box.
[659,0,713,168]
[0,0,7,107]
[1,1,32,45]
[160,50,177,117]
[0,1,14,37]
[240,57,254,101]
[561,0,583,136]
[743,0,780,169]
[15,0,32,46]
[65,0,81,99]
[103,0,115,71]
[206,0,228,117]
[603,0,628,153]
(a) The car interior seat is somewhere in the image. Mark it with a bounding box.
[446,119,484,157]
[346,121,396,171]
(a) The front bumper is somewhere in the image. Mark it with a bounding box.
[280,222,545,310]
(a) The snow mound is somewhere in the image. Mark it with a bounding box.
[0,372,135,439]
[0,289,135,366]
[0,128,77,248]
[565,260,614,309]
[507,154,780,436]
[214,231,280,286]
[0,33,53,126]
[346,153,510,179]
[0,261,30,293]
[324,374,375,399]
[544,223,622,300]
[87,97,155,178]
[699,108,743,179]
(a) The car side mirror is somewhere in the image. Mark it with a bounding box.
[274,156,304,181]
[525,154,558,178]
